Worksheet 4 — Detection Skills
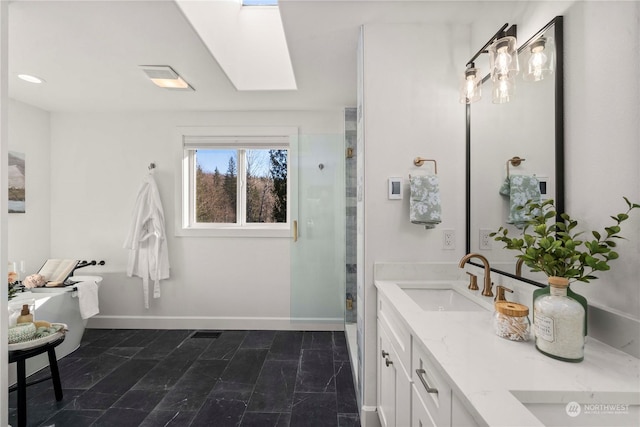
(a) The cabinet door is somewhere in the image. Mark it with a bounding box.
[378,320,411,427]
[395,362,411,427]
[378,322,396,427]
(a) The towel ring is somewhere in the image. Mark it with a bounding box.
[506,156,525,177]
[413,157,438,174]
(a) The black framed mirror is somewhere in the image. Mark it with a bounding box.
[465,16,564,286]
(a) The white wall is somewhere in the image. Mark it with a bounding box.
[45,110,342,329]
[0,1,8,422]
[360,22,468,417]
[563,1,640,316]
[7,99,51,275]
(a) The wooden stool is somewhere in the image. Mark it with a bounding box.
[9,335,65,427]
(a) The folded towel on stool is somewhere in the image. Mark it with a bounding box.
[75,281,99,319]
[410,174,442,229]
[499,175,541,229]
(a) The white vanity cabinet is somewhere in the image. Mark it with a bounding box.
[377,294,411,427]
[377,291,479,427]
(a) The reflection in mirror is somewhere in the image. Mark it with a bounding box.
[466,17,564,285]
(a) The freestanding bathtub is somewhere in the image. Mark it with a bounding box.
[8,275,102,386]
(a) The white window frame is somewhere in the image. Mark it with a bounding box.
[176,126,298,238]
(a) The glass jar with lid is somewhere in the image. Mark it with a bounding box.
[493,301,531,341]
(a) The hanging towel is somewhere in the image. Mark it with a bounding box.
[499,174,541,229]
[410,174,442,229]
[123,173,170,309]
[75,280,99,320]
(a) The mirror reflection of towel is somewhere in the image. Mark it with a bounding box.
[499,175,541,229]
[410,175,441,229]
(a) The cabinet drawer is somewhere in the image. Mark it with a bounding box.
[378,293,411,369]
[412,383,436,427]
[452,393,480,427]
[412,341,451,427]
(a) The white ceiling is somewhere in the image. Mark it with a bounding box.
[8,0,525,113]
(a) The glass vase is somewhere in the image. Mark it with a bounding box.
[533,282,587,337]
[533,277,585,362]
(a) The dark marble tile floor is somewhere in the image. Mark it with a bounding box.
[9,329,360,427]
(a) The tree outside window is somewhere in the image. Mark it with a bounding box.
[194,148,287,224]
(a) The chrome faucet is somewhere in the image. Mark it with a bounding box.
[458,253,493,297]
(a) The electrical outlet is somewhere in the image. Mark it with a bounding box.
[443,229,455,250]
[479,229,493,250]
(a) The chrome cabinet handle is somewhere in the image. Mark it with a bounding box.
[416,368,438,394]
[385,358,393,367]
[381,350,389,358]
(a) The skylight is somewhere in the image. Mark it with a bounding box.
[176,0,296,91]
[242,0,278,6]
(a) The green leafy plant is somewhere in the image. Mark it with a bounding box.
[491,197,640,283]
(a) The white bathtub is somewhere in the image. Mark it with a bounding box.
[8,276,102,386]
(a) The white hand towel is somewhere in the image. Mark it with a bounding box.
[75,281,99,319]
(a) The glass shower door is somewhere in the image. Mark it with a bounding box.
[290,134,345,323]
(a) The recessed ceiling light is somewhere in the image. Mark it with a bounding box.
[18,74,45,84]
[139,65,194,91]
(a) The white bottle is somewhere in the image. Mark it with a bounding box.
[533,276,585,362]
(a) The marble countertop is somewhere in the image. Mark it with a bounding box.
[375,279,640,427]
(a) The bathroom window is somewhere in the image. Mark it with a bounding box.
[178,126,297,237]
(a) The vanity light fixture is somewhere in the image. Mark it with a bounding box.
[18,74,45,84]
[139,65,194,91]
[459,63,481,104]
[492,74,514,104]
[488,28,519,82]
[460,23,518,104]
[488,25,518,104]
[522,36,554,81]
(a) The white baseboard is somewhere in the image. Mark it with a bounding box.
[360,406,381,427]
[86,315,345,331]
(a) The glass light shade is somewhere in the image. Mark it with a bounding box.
[488,35,519,82]
[522,36,555,82]
[492,75,514,104]
[459,66,481,104]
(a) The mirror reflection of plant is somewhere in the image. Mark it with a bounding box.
[492,198,640,283]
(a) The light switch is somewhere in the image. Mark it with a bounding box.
[388,177,402,200]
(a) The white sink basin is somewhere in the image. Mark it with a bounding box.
[511,390,640,427]
[401,288,486,312]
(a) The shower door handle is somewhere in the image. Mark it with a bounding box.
[293,220,298,242]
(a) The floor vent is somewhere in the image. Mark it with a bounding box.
[190,331,222,339]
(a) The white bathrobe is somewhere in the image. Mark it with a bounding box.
[123,173,170,308]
